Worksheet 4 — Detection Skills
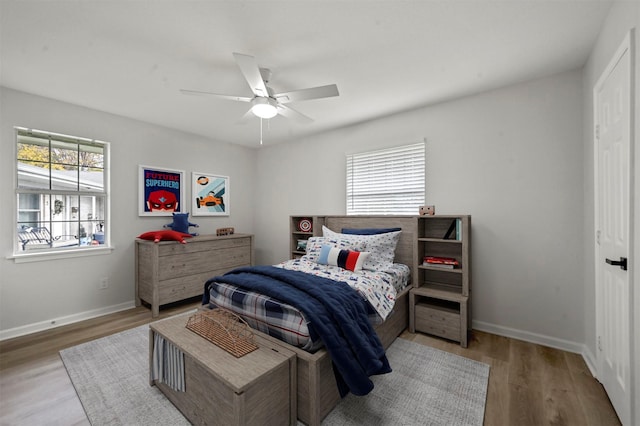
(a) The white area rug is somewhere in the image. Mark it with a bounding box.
[60,325,489,425]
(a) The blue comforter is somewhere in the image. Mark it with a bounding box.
[202,265,391,397]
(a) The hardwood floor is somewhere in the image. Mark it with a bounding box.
[1,301,621,426]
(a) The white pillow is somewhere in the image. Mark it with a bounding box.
[322,225,401,271]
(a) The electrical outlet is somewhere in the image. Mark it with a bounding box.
[99,277,109,290]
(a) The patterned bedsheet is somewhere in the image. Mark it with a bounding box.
[206,259,410,351]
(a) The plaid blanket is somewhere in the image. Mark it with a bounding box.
[206,280,319,351]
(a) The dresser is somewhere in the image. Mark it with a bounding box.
[135,234,254,317]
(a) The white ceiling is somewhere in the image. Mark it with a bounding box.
[0,1,612,148]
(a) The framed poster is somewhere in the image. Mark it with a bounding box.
[192,172,229,216]
[138,165,185,216]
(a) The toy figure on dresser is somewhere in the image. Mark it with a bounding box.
[164,212,199,236]
[216,227,235,236]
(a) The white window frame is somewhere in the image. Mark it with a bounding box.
[346,141,425,215]
[12,127,111,262]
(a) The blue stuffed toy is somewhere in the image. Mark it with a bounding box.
[164,212,199,236]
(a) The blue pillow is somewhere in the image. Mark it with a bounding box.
[341,227,402,235]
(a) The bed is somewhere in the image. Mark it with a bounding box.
[203,216,418,426]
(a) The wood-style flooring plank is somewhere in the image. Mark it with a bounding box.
[483,357,510,426]
[508,382,546,425]
[1,354,88,426]
[540,366,587,426]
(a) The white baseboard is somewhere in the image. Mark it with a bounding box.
[473,320,585,353]
[581,345,598,378]
[472,319,602,376]
[0,301,136,341]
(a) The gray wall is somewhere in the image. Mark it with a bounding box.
[582,1,640,421]
[255,69,586,349]
[0,87,256,335]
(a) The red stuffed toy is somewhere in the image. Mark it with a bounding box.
[137,230,193,244]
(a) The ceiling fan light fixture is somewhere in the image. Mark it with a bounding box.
[251,97,278,119]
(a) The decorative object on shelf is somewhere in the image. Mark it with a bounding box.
[192,172,229,216]
[216,227,235,236]
[297,218,313,232]
[296,239,308,251]
[423,256,460,269]
[164,212,199,236]
[137,230,193,244]
[442,218,462,240]
[186,308,258,357]
[419,205,436,216]
[290,216,327,260]
[139,165,185,217]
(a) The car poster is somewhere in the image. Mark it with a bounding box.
[191,172,229,216]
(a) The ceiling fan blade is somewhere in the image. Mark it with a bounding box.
[236,107,255,125]
[277,104,313,123]
[232,52,269,98]
[179,89,251,102]
[274,84,339,104]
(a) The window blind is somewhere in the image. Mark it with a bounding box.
[346,142,425,215]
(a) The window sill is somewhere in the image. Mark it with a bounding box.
[8,246,114,263]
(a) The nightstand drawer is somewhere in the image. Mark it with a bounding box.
[414,302,461,341]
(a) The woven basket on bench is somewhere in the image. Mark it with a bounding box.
[185,308,258,357]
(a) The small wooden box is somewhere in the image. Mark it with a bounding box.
[150,315,296,425]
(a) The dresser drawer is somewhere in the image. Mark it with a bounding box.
[158,245,251,280]
[159,236,251,256]
[414,302,461,342]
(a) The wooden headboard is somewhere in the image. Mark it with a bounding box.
[323,215,417,273]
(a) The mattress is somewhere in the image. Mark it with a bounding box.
[206,258,410,351]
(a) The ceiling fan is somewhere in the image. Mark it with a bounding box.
[180,52,339,123]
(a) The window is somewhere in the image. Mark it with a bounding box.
[346,142,425,215]
[15,128,109,254]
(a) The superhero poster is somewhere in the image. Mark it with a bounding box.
[191,172,229,216]
[138,165,185,216]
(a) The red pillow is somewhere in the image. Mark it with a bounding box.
[137,230,193,244]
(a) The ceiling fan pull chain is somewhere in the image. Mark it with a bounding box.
[260,118,263,145]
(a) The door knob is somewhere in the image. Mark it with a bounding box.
[605,257,628,271]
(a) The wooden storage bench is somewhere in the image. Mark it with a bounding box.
[149,314,297,426]
[136,234,253,317]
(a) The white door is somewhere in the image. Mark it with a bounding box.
[594,32,633,426]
